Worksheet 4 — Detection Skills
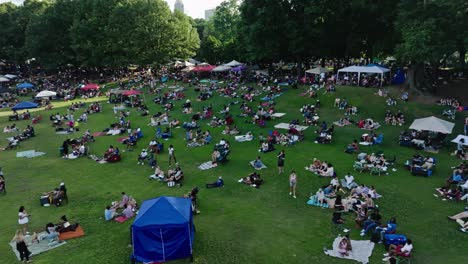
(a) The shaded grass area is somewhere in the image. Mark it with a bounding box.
[0,83,467,264]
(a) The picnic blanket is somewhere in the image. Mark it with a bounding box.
[114,216,131,223]
[59,226,85,240]
[9,232,67,260]
[250,161,267,170]
[117,137,129,143]
[107,129,121,136]
[198,161,218,170]
[271,113,286,118]
[324,236,375,264]
[235,135,254,142]
[56,131,72,135]
[274,123,308,131]
[361,123,381,130]
[16,150,45,158]
[92,132,107,137]
[333,121,352,127]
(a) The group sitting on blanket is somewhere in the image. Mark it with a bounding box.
[399,129,447,151]
[40,183,67,207]
[186,130,212,147]
[314,127,334,145]
[355,152,389,173]
[384,110,405,126]
[300,104,320,125]
[239,172,264,188]
[357,118,378,130]
[105,192,138,220]
[89,145,121,163]
[438,97,461,107]
[305,158,335,177]
[160,163,184,187]
[9,110,31,121]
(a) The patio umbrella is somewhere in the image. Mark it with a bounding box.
[305,67,331,75]
[0,77,9,82]
[409,116,455,134]
[12,101,38,110]
[81,83,100,91]
[224,60,243,67]
[16,82,35,89]
[4,74,17,79]
[122,90,142,96]
[35,90,57,98]
[451,135,468,146]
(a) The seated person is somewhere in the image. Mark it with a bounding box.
[206,176,224,188]
[56,215,79,233]
[323,184,336,198]
[252,156,265,169]
[149,166,165,180]
[344,140,359,153]
[38,223,61,245]
[42,186,65,206]
[319,163,334,177]
[211,150,220,165]
[338,235,352,256]
[241,172,263,187]
[306,158,322,172]
[0,175,5,193]
[341,173,358,189]
[382,239,413,261]
[104,206,117,221]
[259,141,269,152]
[122,204,135,219]
[137,149,148,165]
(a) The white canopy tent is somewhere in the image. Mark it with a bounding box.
[337,66,390,87]
[174,61,194,67]
[181,66,195,72]
[0,76,9,82]
[35,90,57,98]
[409,116,455,134]
[451,135,468,146]
[224,60,243,67]
[305,67,331,75]
[212,65,232,72]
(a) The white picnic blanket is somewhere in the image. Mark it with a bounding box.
[198,161,218,170]
[106,129,121,135]
[324,236,375,264]
[9,232,67,260]
[271,113,286,118]
[274,123,308,131]
[16,150,45,158]
[235,135,254,142]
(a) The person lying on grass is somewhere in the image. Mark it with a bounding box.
[382,239,413,262]
[206,176,224,188]
[240,172,264,188]
[434,186,462,201]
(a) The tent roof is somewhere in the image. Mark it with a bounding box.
[212,65,232,72]
[338,65,389,74]
[12,101,38,110]
[0,77,9,82]
[35,90,57,98]
[16,82,35,89]
[133,196,192,228]
[305,67,331,75]
[224,60,243,67]
[409,116,455,134]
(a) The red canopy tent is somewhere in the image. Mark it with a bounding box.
[81,83,100,91]
[123,90,142,96]
[191,65,216,72]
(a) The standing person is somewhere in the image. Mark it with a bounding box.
[289,170,297,198]
[464,117,468,135]
[277,150,285,174]
[62,140,69,158]
[168,144,176,165]
[18,206,30,234]
[11,230,31,263]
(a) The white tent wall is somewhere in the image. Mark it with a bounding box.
[337,66,390,87]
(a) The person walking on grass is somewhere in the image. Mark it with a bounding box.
[289,170,297,198]
[18,206,30,234]
[12,229,32,263]
[168,144,177,165]
[277,150,285,174]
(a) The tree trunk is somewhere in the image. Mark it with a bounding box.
[459,46,466,70]
[406,63,424,95]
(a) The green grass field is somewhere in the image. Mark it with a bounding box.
[0,83,467,264]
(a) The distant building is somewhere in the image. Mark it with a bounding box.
[174,0,184,13]
[205,8,215,20]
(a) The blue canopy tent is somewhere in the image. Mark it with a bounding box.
[131,196,194,263]
[16,82,35,89]
[12,101,38,110]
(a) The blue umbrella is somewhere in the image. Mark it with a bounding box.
[12,101,38,110]
[16,82,35,89]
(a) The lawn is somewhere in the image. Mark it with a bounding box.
[0,82,467,264]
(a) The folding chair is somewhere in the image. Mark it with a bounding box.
[353,162,364,173]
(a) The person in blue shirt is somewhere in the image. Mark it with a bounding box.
[253,156,264,169]
[104,206,116,221]
[374,217,397,242]
[206,176,224,188]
